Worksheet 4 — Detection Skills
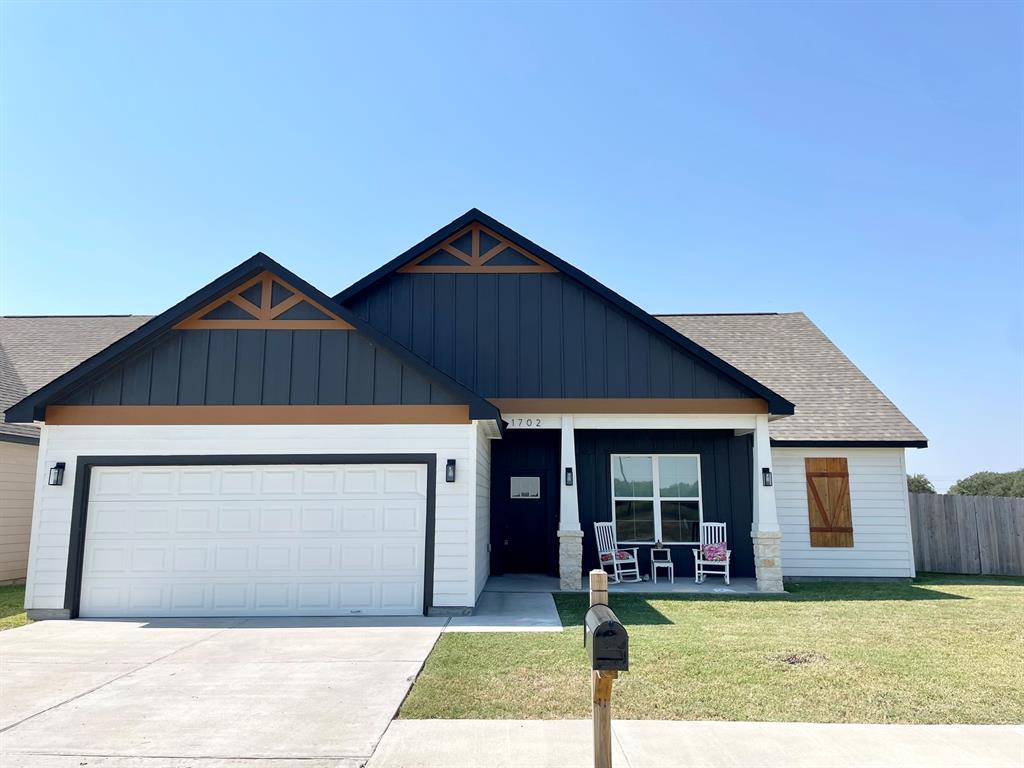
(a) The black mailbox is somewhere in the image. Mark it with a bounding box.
[584,604,629,671]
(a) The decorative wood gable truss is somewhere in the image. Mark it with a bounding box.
[805,457,854,548]
[3,253,504,425]
[175,271,354,330]
[398,223,557,274]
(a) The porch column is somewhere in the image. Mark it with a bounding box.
[751,413,784,592]
[557,415,584,591]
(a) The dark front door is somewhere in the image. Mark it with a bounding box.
[491,430,560,576]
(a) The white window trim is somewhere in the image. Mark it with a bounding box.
[610,453,703,545]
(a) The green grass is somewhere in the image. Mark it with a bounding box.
[0,584,29,631]
[400,574,1024,724]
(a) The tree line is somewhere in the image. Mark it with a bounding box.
[907,469,1024,497]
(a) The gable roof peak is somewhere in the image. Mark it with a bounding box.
[5,252,502,425]
[335,211,795,415]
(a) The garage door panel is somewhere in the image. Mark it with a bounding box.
[130,584,165,611]
[84,501,433,540]
[91,469,135,498]
[82,576,427,617]
[80,464,428,618]
[87,466,427,503]
[133,546,168,572]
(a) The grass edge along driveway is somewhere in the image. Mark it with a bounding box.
[0,584,29,631]
[400,575,1024,724]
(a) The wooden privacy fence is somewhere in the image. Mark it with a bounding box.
[909,493,1024,576]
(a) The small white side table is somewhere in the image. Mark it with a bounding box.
[650,548,674,584]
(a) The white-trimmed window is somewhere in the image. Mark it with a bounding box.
[611,454,702,544]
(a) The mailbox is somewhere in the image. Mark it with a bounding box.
[584,604,629,671]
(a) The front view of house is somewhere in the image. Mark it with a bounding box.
[7,210,927,618]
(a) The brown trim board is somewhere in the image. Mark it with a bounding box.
[488,398,768,414]
[45,405,471,425]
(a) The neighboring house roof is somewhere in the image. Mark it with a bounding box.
[335,209,795,416]
[0,315,152,442]
[657,312,927,447]
[4,254,504,426]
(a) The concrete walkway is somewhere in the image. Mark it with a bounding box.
[367,719,1024,768]
[446,590,562,632]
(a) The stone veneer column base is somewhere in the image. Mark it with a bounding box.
[752,531,784,592]
[557,530,584,591]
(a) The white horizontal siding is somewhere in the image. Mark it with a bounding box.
[772,447,914,578]
[25,423,479,612]
[473,421,492,599]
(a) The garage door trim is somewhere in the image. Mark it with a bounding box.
[64,454,437,618]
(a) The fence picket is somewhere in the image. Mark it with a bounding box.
[909,493,1023,576]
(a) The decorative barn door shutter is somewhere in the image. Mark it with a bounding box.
[805,458,854,547]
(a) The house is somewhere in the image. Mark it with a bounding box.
[5,210,927,619]
[0,316,150,583]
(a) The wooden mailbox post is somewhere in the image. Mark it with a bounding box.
[585,568,628,768]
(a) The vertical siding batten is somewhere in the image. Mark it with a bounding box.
[344,271,760,400]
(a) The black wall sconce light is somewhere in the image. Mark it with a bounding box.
[445,459,456,483]
[762,467,773,487]
[48,462,66,486]
[565,467,574,486]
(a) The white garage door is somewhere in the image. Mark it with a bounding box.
[79,463,428,618]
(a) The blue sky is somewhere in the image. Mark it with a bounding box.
[1,2,1021,490]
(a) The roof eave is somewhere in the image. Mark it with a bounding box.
[0,431,41,446]
[770,439,929,449]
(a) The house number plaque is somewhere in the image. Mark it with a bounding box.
[506,417,544,428]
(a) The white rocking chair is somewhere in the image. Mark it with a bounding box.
[594,522,641,583]
[693,522,731,585]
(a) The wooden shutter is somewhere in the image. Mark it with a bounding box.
[805,458,854,547]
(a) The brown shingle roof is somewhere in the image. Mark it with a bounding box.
[656,312,926,444]
[0,316,152,441]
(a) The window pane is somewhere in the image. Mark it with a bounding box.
[510,477,540,499]
[613,456,653,497]
[660,501,700,542]
[659,456,700,498]
[615,500,655,542]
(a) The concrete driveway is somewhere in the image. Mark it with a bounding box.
[0,616,446,767]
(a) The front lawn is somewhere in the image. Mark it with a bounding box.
[0,584,29,631]
[401,574,1024,724]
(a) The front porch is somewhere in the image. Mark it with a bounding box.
[488,414,785,594]
[484,574,763,596]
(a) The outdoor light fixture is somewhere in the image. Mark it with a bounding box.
[565,467,574,486]
[48,462,66,486]
[762,467,773,487]
[445,459,456,483]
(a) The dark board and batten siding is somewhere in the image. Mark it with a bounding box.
[60,329,460,407]
[574,429,755,578]
[347,272,757,400]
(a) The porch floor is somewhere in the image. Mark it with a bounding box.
[485,574,764,595]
